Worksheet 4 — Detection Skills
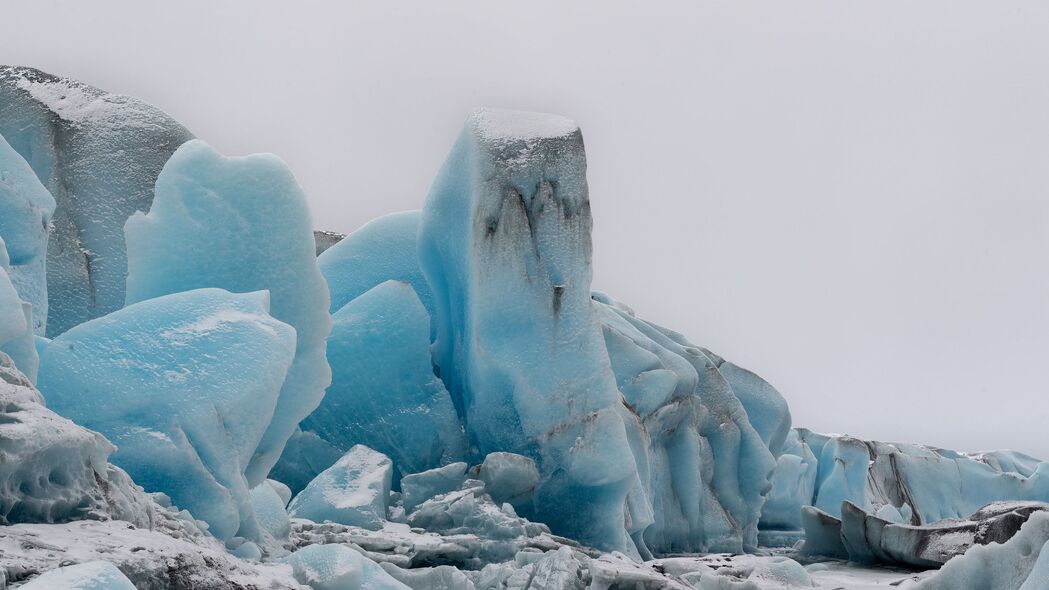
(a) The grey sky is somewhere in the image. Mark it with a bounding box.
[4,1,1048,457]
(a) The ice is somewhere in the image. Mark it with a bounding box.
[292,280,465,487]
[760,430,818,534]
[0,243,38,380]
[594,294,780,555]
[270,428,345,495]
[250,481,291,541]
[401,462,468,513]
[124,138,332,486]
[0,66,194,337]
[313,230,345,256]
[477,452,540,509]
[288,445,393,530]
[0,133,55,334]
[418,108,641,554]
[19,560,136,590]
[799,506,848,559]
[284,544,409,590]
[36,288,297,543]
[0,352,159,527]
[319,210,435,326]
[268,479,293,507]
[909,510,1049,590]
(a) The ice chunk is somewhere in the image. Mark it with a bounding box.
[379,562,476,590]
[418,108,639,554]
[799,506,848,559]
[0,133,55,334]
[477,452,540,509]
[319,211,434,325]
[267,479,293,508]
[270,428,345,495]
[124,139,332,486]
[313,230,345,256]
[760,430,817,533]
[912,510,1049,590]
[400,462,468,513]
[0,245,26,346]
[0,352,158,527]
[288,445,393,530]
[0,66,194,336]
[284,544,409,590]
[294,280,465,486]
[20,560,136,590]
[249,482,291,541]
[37,288,297,543]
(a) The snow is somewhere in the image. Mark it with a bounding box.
[287,280,465,489]
[0,66,195,337]
[18,561,136,590]
[37,288,297,544]
[471,107,578,142]
[289,445,393,530]
[124,139,332,487]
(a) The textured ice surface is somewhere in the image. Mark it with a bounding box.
[910,510,1049,590]
[270,428,345,495]
[594,293,780,555]
[761,430,818,533]
[313,230,345,256]
[319,210,434,323]
[37,288,297,543]
[0,133,55,334]
[289,445,393,530]
[419,108,640,554]
[0,66,194,336]
[19,560,136,590]
[477,452,540,509]
[0,242,38,381]
[293,280,465,487]
[124,139,332,486]
[0,352,159,527]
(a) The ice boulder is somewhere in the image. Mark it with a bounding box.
[37,288,297,543]
[0,352,156,527]
[0,66,194,336]
[319,210,434,324]
[0,133,55,334]
[0,244,37,380]
[284,544,409,590]
[124,139,332,486]
[288,445,393,530]
[418,108,640,554]
[20,561,136,590]
[293,280,465,487]
[911,510,1049,590]
[477,452,540,509]
[270,428,345,496]
[400,462,468,513]
[249,482,291,541]
[759,430,818,534]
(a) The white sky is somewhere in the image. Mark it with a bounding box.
[4,1,1048,457]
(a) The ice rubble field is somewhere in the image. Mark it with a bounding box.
[1,65,1049,589]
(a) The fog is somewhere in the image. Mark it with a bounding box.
[4,1,1048,456]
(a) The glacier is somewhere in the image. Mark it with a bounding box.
[18,560,137,590]
[37,288,297,544]
[289,280,465,490]
[124,138,332,486]
[0,66,194,337]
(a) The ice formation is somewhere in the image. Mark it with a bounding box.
[250,481,292,541]
[292,280,465,488]
[37,288,297,543]
[0,133,55,334]
[0,240,39,381]
[284,544,409,590]
[288,445,393,530]
[18,560,137,590]
[124,139,332,486]
[0,66,194,336]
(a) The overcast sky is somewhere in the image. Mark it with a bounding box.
[4,1,1048,457]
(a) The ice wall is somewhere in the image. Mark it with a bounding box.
[418,108,640,554]
[37,288,297,543]
[0,66,194,336]
[124,139,332,486]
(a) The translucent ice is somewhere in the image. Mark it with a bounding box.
[418,108,640,554]
[295,280,465,486]
[0,244,36,379]
[124,139,332,486]
[288,445,393,530]
[477,452,540,509]
[0,133,55,333]
[400,462,468,513]
[19,560,136,590]
[319,210,435,326]
[760,430,817,533]
[0,66,194,336]
[249,482,291,541]
[284,544,409,590]
[37,288,297,543]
